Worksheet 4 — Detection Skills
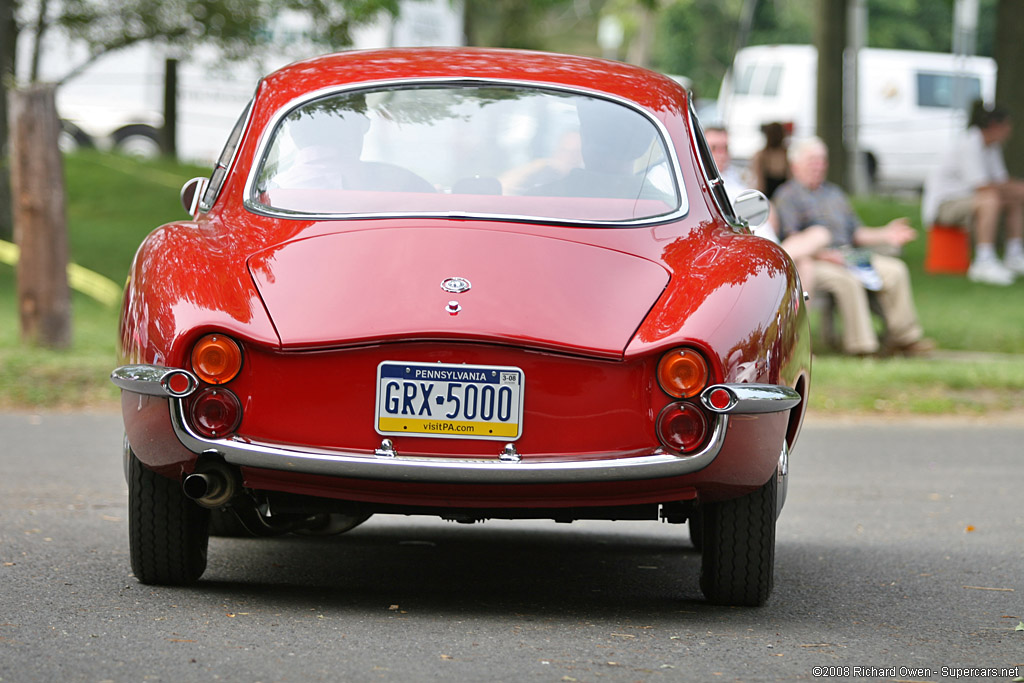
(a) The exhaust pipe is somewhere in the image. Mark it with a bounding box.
[182,461,237,508]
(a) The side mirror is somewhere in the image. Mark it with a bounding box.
[180,177,209,218]
[733,189,770,229]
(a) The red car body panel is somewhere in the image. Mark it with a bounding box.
[117,48,810,513]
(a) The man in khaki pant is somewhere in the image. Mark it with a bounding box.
[773,137,934,357]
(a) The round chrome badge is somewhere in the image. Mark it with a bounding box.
[440,277,471,294]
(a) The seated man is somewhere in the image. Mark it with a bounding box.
[773,137,934,357]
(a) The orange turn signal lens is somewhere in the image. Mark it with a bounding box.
[657,348,709,399]
[191,334,243,385]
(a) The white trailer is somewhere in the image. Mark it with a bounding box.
[718,44,996,191]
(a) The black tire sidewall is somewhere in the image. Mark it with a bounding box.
[698,474,777,606]
[128,451,210,585]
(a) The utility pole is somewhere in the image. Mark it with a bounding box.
[162,57,178,158]
[0,0,15,241]
[846,0,868,194]
[952,0,979,138]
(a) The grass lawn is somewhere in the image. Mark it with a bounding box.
[820,197,1024,416]
[1,151,1022,416]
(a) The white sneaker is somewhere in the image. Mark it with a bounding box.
[968,259,1015,286]
[1004,253,1024,275]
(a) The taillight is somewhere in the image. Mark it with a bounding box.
[191,334,243,385]
[190,388,242,438]
[657,348,709,398]
[656,402,709,453]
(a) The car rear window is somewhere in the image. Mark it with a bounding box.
[249,84,683,224]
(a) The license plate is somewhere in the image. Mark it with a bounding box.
[375,361,525,441]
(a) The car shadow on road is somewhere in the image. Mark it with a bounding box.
[189,518,1021,626]
[197,519,713,616]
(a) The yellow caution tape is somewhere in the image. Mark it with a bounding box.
[0,239,122,307]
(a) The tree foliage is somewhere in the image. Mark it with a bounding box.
[650,0,997,102]
[0,0,401,239]
[463,0,582,50]
[866,0,996,55]
[12,0,401,84]
[651,0,812,100]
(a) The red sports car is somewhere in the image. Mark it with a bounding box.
[112,48,810,606]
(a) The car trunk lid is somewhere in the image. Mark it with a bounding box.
[248,226,669,359]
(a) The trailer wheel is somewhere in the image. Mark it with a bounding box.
[59,121,94,153]
[113,125,163,159]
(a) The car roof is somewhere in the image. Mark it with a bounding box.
[258,47,689,115]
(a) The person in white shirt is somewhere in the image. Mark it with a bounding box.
[922,101,1024,286]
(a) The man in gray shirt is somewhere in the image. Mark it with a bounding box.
[774,137,933,357]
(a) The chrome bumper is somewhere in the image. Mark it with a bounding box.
[112,364,800,486]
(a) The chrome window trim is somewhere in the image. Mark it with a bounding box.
[242,77,689,228]
[687,101,740,226]
[199,95,256,213]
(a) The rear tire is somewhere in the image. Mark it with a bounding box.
[699,474,776,606]
[128,450,210,585]
[688,509,703,551]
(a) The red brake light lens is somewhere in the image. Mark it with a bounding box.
[191,334,243,385]
[657,402,709,454]
[190,388,242,438]
[657,348,709,398]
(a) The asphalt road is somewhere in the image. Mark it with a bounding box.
[1,412,1022,683]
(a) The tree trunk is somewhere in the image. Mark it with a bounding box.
[462,0,478,46]
[10,85,72,348]
[815,0,848,190]
[29,0,51,83]
[995,0,1024,177]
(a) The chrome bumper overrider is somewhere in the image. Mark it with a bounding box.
[112,364,801,485]
[110,364,198,397]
